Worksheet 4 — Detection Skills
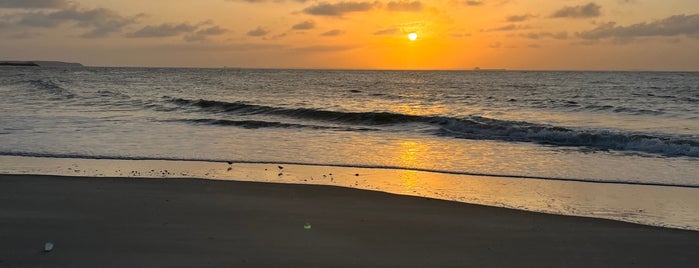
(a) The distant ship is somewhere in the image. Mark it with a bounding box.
[473,67,507,71]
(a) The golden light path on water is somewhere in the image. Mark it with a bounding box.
[2,155,698,231]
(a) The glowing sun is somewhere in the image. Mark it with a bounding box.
[408,32,418,41]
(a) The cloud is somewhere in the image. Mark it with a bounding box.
[321,29,345,36]
[0,0,68,9]
[290,45,357,53]
[577,14,699,40]
[247,26,269,36]
[464,1,483,6]
[224,0,308,3]
[196,25,228,35]
[484,24,528,32]
[127,23,198,38]
[292,20,315,30]
[126,21,227,42]
[373,28,399,35]
[321,29,344,36]
[156,42,287,52]
[303,1,378,17]
[386,1,423,12]
[520,31,568,40]
[551,2,601,19]
[506,14,535,22]
[450,32,471,38]
[8,6,141,38]
[7,31,40,39]
[266,33,285,40]
[184,26,229,42]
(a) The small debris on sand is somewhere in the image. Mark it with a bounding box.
[44,242,54,252]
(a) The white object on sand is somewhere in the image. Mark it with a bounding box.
[44,242,54,252]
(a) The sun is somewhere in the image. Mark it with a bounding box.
[408,32,418,41]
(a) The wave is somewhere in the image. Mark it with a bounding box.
[96,90,131,99]
[578,104,664,115]
[167,97,699,157]
[434,117,699,157]
[27,79,75,99]
[167,97,420,125]
[173,118,378,131]
[2,152,698,188]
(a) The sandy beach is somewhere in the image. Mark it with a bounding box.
[1,174,698,267]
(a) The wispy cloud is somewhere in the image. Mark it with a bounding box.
[290,45,357,53]
[506,14,535,22]
[292,20,315,30]
[450,32,471,38]
[184,26,229,42]
[6,31,40,39]
[247,26,269,37]
[7,6,142,38]
[127,21,228,42]
[386,1,423,12]
[577,14,699,40]
[0,0,68,9]
[373,28,399,35]
[224,0,308,3]
[127,23,198,38]
[156,42,287,52]
[484,24,529,32]
[551,2,601,19]
[321,29,345,36]
[520,31,568,40]
[303,1,378,17]
[463,1,483,6]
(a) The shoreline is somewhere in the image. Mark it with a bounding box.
[2,174,698,267]
[4,154,697,188]
[2,155,699,231]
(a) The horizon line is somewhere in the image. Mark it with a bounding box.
[75,64,699,72]
[2,60,698,72]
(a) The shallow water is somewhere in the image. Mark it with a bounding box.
[1,67,698,228]
[2,156,698,230]
[1,67,697,185]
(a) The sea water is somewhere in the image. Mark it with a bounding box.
[1,67,698,227]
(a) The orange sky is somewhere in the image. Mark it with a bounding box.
[1,0,697,70]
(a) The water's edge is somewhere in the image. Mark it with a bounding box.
[2,152,697,188]
[2,155,698,231]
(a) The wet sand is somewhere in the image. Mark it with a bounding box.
[1,174,698,267]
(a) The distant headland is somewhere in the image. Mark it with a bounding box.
[0,61,83,67]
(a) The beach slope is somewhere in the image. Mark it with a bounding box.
[1,174,697,267]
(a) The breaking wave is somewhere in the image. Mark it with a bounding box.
[167,97,699,157]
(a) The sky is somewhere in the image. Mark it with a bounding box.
[0,0,697,70]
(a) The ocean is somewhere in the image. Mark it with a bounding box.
[1,67,698,228]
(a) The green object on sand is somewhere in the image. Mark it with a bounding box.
[304,223,312,230]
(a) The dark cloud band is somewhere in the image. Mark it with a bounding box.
[551,2,601,19]
[578,14,699,39]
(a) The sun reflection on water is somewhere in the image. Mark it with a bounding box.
[397,141,424,166]
[398,169,419,192]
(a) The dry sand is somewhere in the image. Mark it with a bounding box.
[1,174,698,267]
